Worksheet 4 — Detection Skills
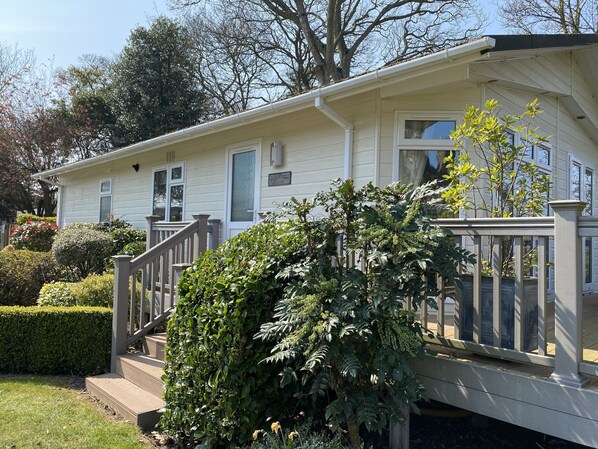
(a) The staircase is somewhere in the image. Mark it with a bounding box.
[86,333,166,430]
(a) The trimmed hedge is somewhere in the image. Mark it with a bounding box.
[52,227,114,278]
[0,250,58,306]
[38,274,114,308]
[15,214,56,225]
[0,306,112,375]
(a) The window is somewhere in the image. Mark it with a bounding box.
[396,114,458,187]
[99,179,112,222]
[152,164,185,221]
[570,156,594,288]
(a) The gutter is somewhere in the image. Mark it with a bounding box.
[33,37,496,179]
[314,96,353,179]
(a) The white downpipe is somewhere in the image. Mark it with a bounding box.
[314,96,354,179]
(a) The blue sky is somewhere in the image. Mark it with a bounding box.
[0,0,173,69]
[0,1,503,70]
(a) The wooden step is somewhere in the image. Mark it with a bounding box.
[144,333,167,361]
[116,353,164,398]
[86,373,164,430]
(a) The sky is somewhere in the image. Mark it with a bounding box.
[0,1,504,70]
[0,0,175,69]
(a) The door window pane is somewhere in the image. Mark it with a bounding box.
[586,239,593,284]
[571,162,581,200]
[399,149,454,187]
[538,147,550,166]
[169,185,184,222]
[231,150,255,222]
[99,196,111,222]
[153,170,167,220]
[404,120,455,140]
[171,166,182,181]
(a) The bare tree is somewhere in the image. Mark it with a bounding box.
[171,0,483,90]
[0,42,34,99]
[497,0,598,34]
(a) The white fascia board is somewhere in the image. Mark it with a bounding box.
[34,37,496,179]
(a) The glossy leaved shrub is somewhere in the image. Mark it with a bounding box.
[161,222,306,449]
[38,274,114,308]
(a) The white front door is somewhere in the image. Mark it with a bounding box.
[225,142,261,238]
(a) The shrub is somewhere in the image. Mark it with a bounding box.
[256,180,473,447]
[52,228,113,278]
[38,274,114,308]
[161,222,307,449]
[38,282,77,306]
[121,240,146,258]
[15,214,56,225]
[110,228,146,254]
[10,220,58,252]
[0,306,111,375]
[0,250,58,306]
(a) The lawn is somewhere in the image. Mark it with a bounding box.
[0,375,152,449]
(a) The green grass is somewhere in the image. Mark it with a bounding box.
[0,375,152,449]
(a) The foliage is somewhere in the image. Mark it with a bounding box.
[0,250,58,306]
[10,219,58,251]
[442,99,551,275]
[161,222,307,449]
[15,214,56,225]
[250,421,349,449]
[38,274,114,308]
[110,17,208,147]
[0,376,150,449]
[257,180,473,447]
[51,227,114,279]
[121,240,146,258]
[110,228,146,254]
[0,306,112,375]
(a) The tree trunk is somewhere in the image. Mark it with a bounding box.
[347,421,361,448]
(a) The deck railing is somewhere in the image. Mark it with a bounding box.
[111,214,221,371]
[427,200,589,388]
[0,220,11,248]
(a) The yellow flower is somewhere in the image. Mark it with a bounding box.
[252,429,265,440]
[271,421,282,433]
[288,431,299,441]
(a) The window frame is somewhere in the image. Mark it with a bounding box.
[393,111,462,183]
[99,178,112,222]
[151,162,186,222]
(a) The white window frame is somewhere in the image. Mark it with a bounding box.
[393,111,461,183]
[151,162,186,222]
[99,178,112,222]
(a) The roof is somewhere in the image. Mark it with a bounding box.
[34,34,598,179]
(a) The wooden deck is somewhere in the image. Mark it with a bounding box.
[425,293,598,364]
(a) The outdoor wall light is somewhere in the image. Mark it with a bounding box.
[270,141,283,167]
[132,163,140,172]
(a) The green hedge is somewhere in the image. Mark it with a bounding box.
[38,274,114,308]
[0,250,58,306]
[0,306,112,375]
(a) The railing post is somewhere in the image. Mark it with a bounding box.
[208,219,221,250]
[549,200,588,388]
[145,215,160,251]
[192,214,210,261]
[112,255,133,372]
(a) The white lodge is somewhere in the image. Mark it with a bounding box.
[36,35,598,447]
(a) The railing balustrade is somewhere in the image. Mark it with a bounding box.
[111,214,221,371]
[426,201,590,388]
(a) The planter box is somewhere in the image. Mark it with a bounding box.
[458,275,538,351]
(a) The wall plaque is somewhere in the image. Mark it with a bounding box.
[268,171,292,186]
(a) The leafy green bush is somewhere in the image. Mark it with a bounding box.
[15,214,56,225]
[38,282,77,306]
[0,306,111,375]
[52,228,113,279]
[121,240,146,258]
[161,222,306,449]
[110,228,146,254]
[10,220,58,252]
[38,274,114,308]
[256,180,473,447]
[0,250,58,306]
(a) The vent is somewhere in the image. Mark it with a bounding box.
[166,151,176,163]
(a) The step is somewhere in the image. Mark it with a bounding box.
[116,353,164,398]
[86,373,164,430]
[144,333,167,361]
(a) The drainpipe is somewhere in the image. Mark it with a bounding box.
[37,177,64,227]
[314,96,354,179]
